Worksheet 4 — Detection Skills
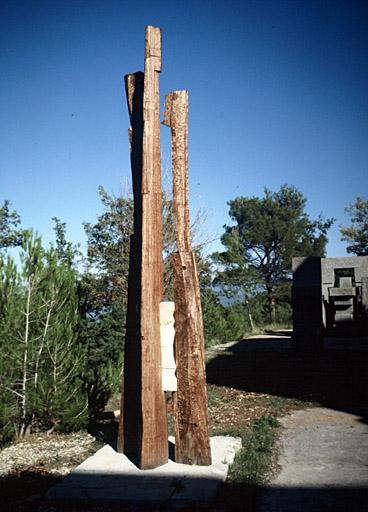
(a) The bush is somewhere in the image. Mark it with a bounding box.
[202,290,252,347]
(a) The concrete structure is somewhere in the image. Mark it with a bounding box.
[292,256,368,350]
[46,436,242,507]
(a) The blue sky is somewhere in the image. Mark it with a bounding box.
[1,0,367,257]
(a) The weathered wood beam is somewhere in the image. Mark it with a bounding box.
[140,25,167,469]
[118,26,168,470]
[163,90,212,466]
[117,71,144,461]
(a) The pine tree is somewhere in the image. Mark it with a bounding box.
[340,197,368,255]
[0,256,23,443]
[0,200,28,251]
[213,185,334,322]
[0,233,88,441]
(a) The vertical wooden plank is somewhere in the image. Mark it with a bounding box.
[117,72,144,460]
[163,91,212,465]
[118,26,168,470]
[162,91,191,252]
[140,25,168,469]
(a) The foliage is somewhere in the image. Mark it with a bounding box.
[78,187,132,416]
[79,293,124,419]
[80,186,175,415]
[0,256,21,443]
[82,186,176,308]
[213,185,333,321]
[228,415,280,485]
[201,289,251,347]
[80,186,207,413]
[340,197,368,255]
[217,415,280,486]
[199,254,246,347]
[0,233,87,444]
[83,186,133,306]
[52,217,81,266]
[201,252,290,348]
[0,200,28,251]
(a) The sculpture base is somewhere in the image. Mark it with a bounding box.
[46,436,241,506]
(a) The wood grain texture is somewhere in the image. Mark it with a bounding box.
[118,26,168,470]
[163,90,212,465]
[139,25,168,469]
[117,72,144,461]
[162,91,190,252]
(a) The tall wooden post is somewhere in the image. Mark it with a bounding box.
[163,91,212,466]
[117,71,144,462]
[118,26,168,470]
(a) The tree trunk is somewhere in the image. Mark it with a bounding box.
[269,295,276,323]
[266,285,276,323]
[248,312,255,331]
[19,279,32,438]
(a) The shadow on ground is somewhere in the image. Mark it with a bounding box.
[0,468,61,511]
[88,418,119,451]
[0,468,257,512]
[3,332,367,512]
[2,468,367,512]
[206,333,368,421]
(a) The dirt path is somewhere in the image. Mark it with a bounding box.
[260,407,368,511]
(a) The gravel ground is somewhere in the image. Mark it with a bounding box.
[0,431,99,477]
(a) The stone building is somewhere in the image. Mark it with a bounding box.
[292,256,368,350]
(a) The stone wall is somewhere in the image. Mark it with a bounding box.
[292,256,368,350]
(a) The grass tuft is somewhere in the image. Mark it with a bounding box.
[217,414,280,486]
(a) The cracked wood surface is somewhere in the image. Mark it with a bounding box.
[163,90,211,465]
[118,26,168,470]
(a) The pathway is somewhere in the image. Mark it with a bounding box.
[260,407,368,511]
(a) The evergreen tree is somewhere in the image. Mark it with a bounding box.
[34,245,87,432]
[0,200,28,251]
[52,217,81,266]
[0,233,87,441]
[340,197,368,255]
[0,256,23,443]
[80,186,133,416]
[213,185,334,322]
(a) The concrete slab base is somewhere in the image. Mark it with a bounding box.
[46,436,241,506]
